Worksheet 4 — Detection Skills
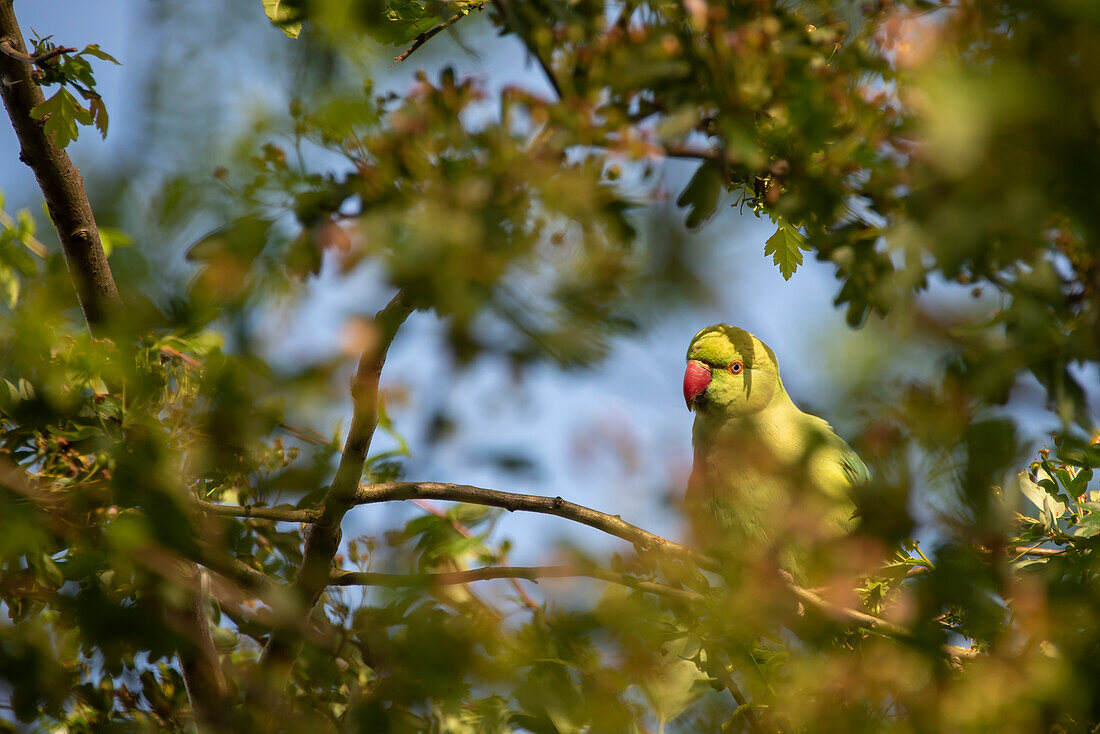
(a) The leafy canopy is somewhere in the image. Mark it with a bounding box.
[2,0,1100,732]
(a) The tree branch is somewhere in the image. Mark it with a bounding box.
[490,0,564,99]
[194,499,322,524]
[786,581,911,638]
[353,481,714,567]
[349,482,969,658]
[394,4,484,64]
[260,291,413,673]
[1009,545,1065,558]
[710,656,770,734]
[201,478,982,663]
[171,566,230,731]
[609,0,637,36]
[0,41,74,66]
[787,578,978,663]
[329,564,703,602]
[0,3,119,329]
[664,141,722,161]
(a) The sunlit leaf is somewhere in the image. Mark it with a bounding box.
[29,88,91,148]
[262,0,302,37]
[764,220,809,280]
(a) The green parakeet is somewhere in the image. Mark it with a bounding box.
[683,324,868,579]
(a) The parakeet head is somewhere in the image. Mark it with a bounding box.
[683,324,783,415]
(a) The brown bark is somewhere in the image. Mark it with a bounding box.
[0,0,119,329]
[260,292,413,678]
[170,566,230,731]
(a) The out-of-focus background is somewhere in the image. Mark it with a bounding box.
[8,2,1100,731]
[5,2,1078,576]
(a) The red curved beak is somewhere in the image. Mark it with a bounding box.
[683,360,711,409]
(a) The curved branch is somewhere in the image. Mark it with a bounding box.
[261,291,413,671]
[349,483,967,656]
[197,481,709,564]
[330,564,703,602]
[201,478,979,663]
[353,481,714,568]
[787,578,978,663]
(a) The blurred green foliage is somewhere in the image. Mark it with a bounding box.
[1,0,1100,731]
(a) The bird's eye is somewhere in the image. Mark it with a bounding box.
[728,361,743,375]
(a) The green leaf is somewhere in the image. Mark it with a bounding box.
[62,56,96,90]
[98,227,131,257]
[676,161,724,229]
[764,220,810,280]
[262,0,303,38]
[2,235,38,277]
[376,397,410,456]
[639,655,708,725]
[1054,435,1100,470]
[80,44,120,64]
[1067,467,1093,499]
[366,1,448,47]
[185,215,272,265]
[30,88,92,149]
[1017,471,1067,531]
[1073,506,1100,537]
[88,96,109,139]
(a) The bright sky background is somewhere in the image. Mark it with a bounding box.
[3,1,1090,598]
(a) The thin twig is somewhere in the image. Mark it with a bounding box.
[194,499,322,524]
[394,4,484,64]
[710,657,770,734]
[260,291,413,673]
[526,37,563,99]
[664,142,721,161]
[354,481,713,567]
[278,421,330,445]
[0,40,74,66]
[330,564,702,602]
[196,479,985,661]
[1009,545,1065,558]
[158,345,202,369]
[787,582,910,638]
[610,0,636,35]
[789,581,977,663]
[405,499,502,615]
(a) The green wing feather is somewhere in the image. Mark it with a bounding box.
[836,437,870,486]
